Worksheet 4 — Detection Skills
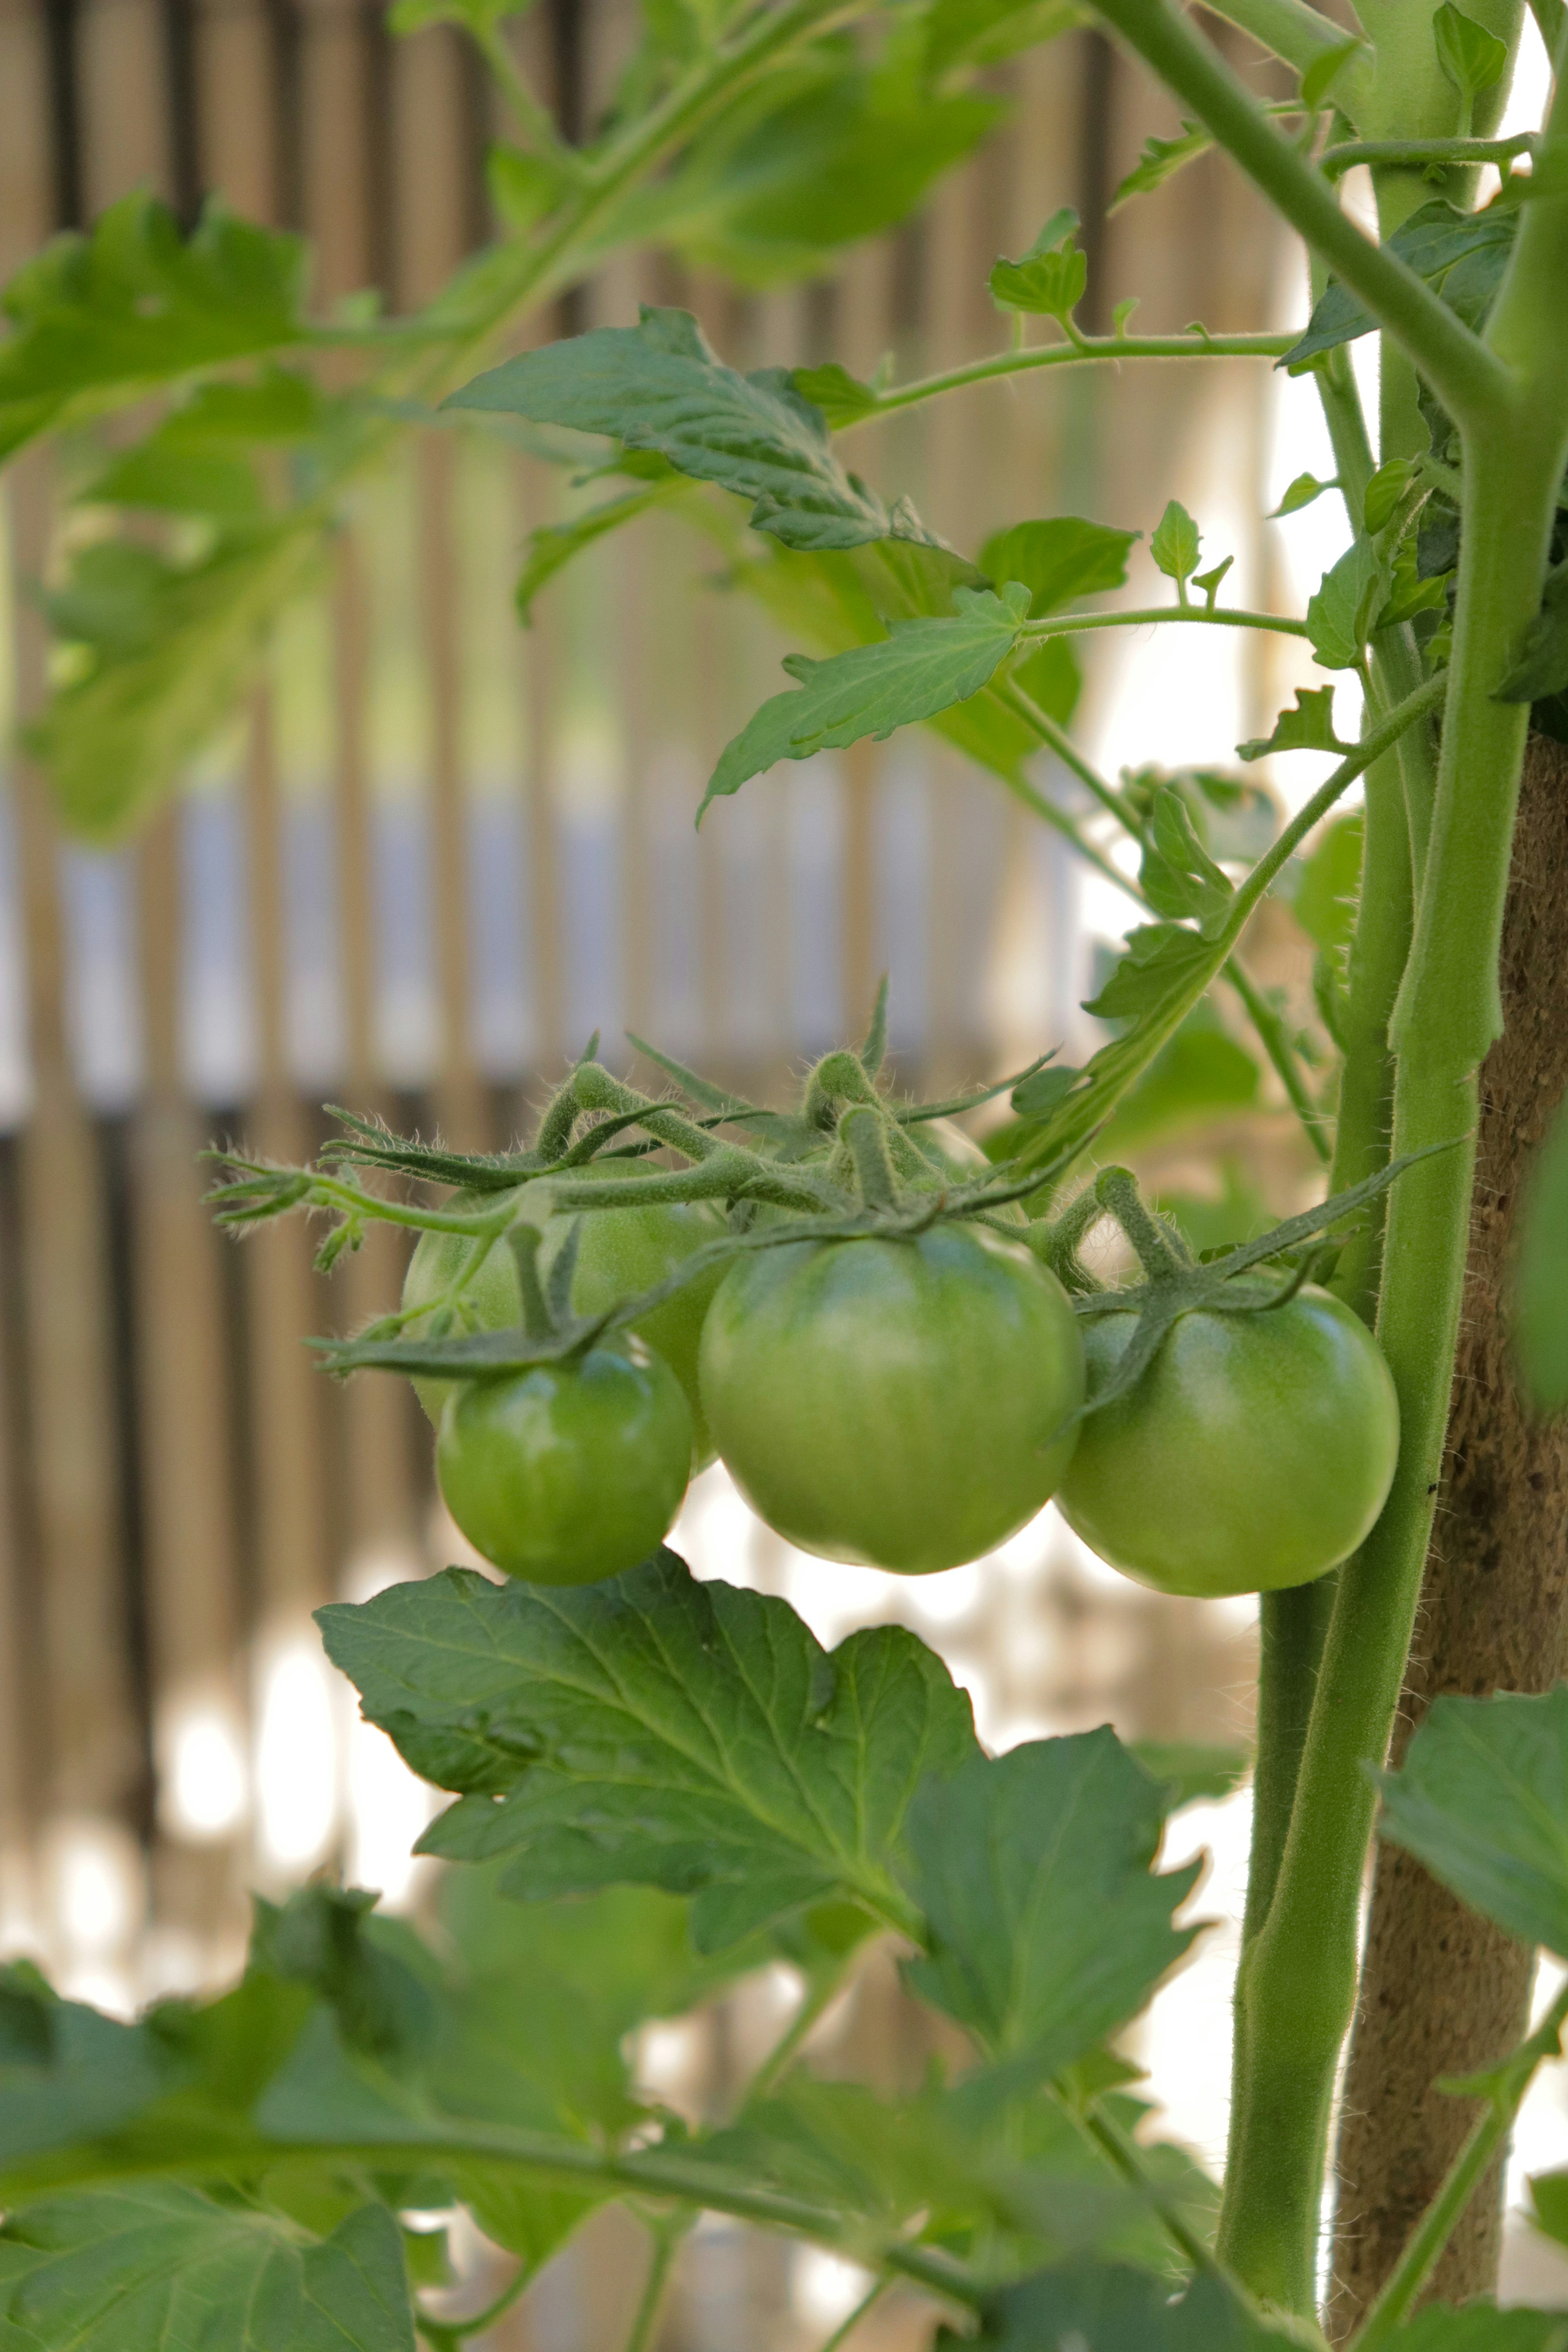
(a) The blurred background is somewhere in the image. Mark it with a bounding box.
[0,0,1562,2337]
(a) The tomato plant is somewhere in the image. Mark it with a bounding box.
[699,1225,1084,1573]
[5,0,1568,2343]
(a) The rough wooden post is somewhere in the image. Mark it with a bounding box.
[1329,730,1568,2333]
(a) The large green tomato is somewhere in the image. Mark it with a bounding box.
[699,1226,1085,1574]
[1056,1285,1400,1597]
[402,1170,726,1465]
[437,1345,692,1584]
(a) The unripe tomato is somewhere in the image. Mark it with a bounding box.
[699,1226,1085,1574]
[437,1345,692,1584]
[1056,1285,1399,1598]
[403,1172,726,1466]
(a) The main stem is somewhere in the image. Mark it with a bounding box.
[1216,414,1564,2313]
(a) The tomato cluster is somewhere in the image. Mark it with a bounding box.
[401,1157,1399,1601]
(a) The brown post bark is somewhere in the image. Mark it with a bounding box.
[1329,730,1568,2337]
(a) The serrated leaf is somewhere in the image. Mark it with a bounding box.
[1284,810,1363,954]
[446,307,943,554]
[979,518,1139,614]
[1497,564,1568,705]
[1299,33,1364,109]
[1306,541,1385,670]
[903,1733,1199,2085]
[1363,456,1416,537]
[1283,197,1517,367]
[647,74,1001,287]
[0,2189,416,2352]
[1269,471,1335,518]
[1013,1065,1083,1121]
[1376,1687,1568,1955]
[1084,923,1216,1024]
[319,1553,977,1951]
[1150,500,1201,588]
[699,584,1029,817]
[0,193,314,459]
[27,520,325,841]
[1238,684,1347,762]
[789,362,883,427]
[989,244,1087,319]
[1111,121,1210,210]
[1512,1098,1568,1410]
[1140,788,1233,924]
[0,1965,178,2169]
[1434,2,1508,97]
[945,2256,1290,2350]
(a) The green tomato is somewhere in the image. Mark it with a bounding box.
[437,1345,692,1584]
[402,1171,726,1466]
[1056,1285,1400,1598]
[698,1225,1085,1574]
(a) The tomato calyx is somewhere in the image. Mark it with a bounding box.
[1058,1145,1450,1427]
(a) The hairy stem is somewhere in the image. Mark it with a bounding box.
[846,331,1297,423]
[1216,383,1568,2313]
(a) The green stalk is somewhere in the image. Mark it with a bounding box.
[1352,1979,1568,2348]
[1218,436,1568,2327]
[847,332,1297,423]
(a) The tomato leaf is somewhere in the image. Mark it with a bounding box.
[0,1964,179,2168]
[1238,685,1350,762]
[644,73,1002,287]
[1376,1687,1568,1956]
[903,1733,1199,2087]
[0,2189,416,2352]
[319,1553,978,1951]
[699,584,1030,817]
[946,2256,1291,2349]
[514,478,685,622]
[979,518,1140,613]
[26,521,325,842]
[1282,196,1518,368]
[790,361,884,426]
[1150,500,1201,590]
[1283,811,1364,955]
[1269,470,1336,517]
[1512,1098,1568,1410]
[1111,121,1210,210]
[989,208,1086,319]
[1139,788,1234,924]
[1497,562,1568,706]
[1433,2,1508,98]
[446,306,945,554]
[1306,542,1386,671]
[0,193,316,460]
